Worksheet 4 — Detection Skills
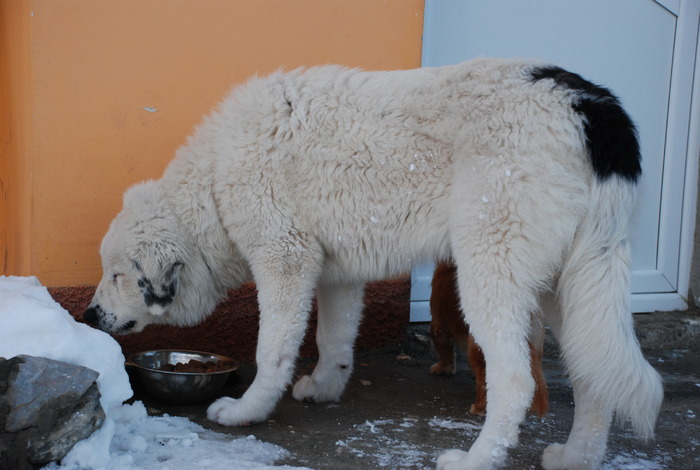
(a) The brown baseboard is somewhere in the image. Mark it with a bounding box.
[49,279,410,363]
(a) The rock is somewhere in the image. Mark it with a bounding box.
[0,355,105,468]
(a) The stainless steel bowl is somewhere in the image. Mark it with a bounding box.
[126,350,238,405]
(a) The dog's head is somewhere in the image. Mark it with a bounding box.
[84,181,189,334]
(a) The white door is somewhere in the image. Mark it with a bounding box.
[411,0,700,321]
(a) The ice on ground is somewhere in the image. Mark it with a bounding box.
[601,450,669,470]
[428,417,482,433]
[0,276,312,470]
[336,419,432,469]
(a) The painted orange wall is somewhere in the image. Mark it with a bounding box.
[1,0,424,287]
[1,0,33,278]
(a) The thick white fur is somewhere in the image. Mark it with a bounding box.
[88,59,663,469]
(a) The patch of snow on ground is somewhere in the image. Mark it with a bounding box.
[0,276,312,470]
[602,450,669,470]
[428,417,481,433]
[336,419,432,469]
[44,401,304,470]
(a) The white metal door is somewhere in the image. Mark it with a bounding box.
[411,0,700,320]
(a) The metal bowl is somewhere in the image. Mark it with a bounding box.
[126,350,238,405]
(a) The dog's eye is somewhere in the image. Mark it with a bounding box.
[111,273,124,283]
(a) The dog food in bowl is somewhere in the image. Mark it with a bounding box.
[127,350,238,404]
[158,358,236,373]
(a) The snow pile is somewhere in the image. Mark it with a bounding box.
[44,402,305,470]
[0,276,131,412]
[0,276,312,470]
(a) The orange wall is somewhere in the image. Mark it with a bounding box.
[1,0,33,278]
[0,0,424,287]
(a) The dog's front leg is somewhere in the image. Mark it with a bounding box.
[207,244,322,426]
[292,281,365,403]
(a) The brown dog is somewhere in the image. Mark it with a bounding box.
[430,261,549,417]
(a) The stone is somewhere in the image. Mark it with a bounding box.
[0,355,105,468]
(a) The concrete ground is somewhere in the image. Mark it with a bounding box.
[132,311,700,469]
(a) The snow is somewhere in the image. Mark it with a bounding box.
[428,417,481,432]
[601,451,668,470]
[336,419,432,469]
[44,402,307,470]
[0,276,312,470]
[0,277,130,413]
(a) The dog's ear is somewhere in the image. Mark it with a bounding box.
[133,259,184,316]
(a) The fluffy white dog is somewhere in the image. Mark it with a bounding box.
[85,59,663,469]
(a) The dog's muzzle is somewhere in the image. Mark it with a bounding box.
[83,305,138,333]
[83,305,102,327]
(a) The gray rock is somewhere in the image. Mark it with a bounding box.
[0,355,106,468]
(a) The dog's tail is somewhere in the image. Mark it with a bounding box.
[557,178,662,439]
[548,66,663,439]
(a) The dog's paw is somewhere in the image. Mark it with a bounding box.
[292,374,343,403]
[469,403,486,416]
[206,397,255,426]
[541,443,565,469]
[541,443,598,470]
[291,375,317,402]
[437,447,504,470]
[436,450,472,470]
[430,362,457,375]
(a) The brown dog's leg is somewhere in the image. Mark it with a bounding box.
[430,262,461,375]
[430,321,457,375]
[529,337,549,418]
[430,261,549,417]
[467,334,487,415]
[467,337,548,417]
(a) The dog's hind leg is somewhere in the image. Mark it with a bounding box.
[207,238,324,426]
[540,284,616,470]
[292,281,365,403]
[541,182,663,469]
[437,244,545,469]
[437,148,580,468]
[541,381,612,470]
[466,334,487,416]
[430,262,463,376]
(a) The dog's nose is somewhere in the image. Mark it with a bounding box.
[83,306,100,326]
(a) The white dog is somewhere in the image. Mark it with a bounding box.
[85,59,663,469]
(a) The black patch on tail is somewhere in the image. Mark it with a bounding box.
[530,66,641,183]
